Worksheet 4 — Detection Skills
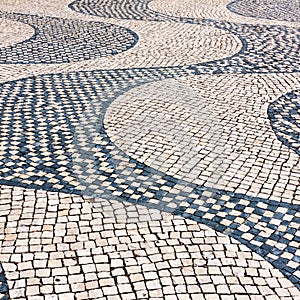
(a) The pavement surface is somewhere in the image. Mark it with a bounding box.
[0,0,300,299]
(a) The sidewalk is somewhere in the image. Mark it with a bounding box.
[0,0,299,299]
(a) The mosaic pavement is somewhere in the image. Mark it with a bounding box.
[0,0,299,299]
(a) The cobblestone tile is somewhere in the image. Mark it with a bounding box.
[0,0,299,298]
[1,187,299,299]
[0,12,138,64]
[104,74,300,201]
[228,0,300,23]
[149,0,300,26]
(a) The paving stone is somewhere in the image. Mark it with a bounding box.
[0,0,300,299]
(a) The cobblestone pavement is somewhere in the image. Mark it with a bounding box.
[0,0,299,299]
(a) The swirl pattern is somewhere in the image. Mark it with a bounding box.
[227,0,300,23]
[0,0,300,299]
[268,90,300,156]
[0,12,138,63]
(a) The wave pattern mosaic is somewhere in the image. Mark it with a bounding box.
[227,0,300,23]
[268,90,300,157]
[0,0,300,299]
[0,12,138,64]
